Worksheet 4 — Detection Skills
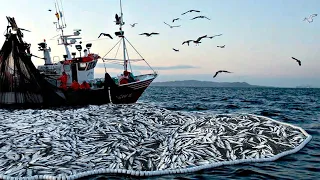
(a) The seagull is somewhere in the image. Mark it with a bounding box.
[173,48,179,52]
[98,33,113,39]
[139,32,159,37]
[181,10,200,15]
[217,45,225,48]
[193,41,202,46]
[48,9,52,12]
[207,34,223,39]
[130,23,138,27]
[164,22,181,28]
[172,18,180,23]
[213,70,232,78]
[190,16,211,20]
[196,35,207,42]
[115,13,122,24]
[182,40,193,46]
[292,57,301,66]
[303,14,317,23]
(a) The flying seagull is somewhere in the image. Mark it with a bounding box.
[164,22,181,28]
[98,33,113,39]
[196,35,207,42]
[192,35,207,46]
[213,70,232,78]
[190,16,211,20]
[172,18,180,23]
[182,40,193,46]
[292,57,301,66]
[303,14,317,23]
[173,48,179,52]
[181,10,200,15]
[139,32,159,37]
[130,23,138,27]
[193,41,202,46]
[207,34,223,39]
[217,45,225,48]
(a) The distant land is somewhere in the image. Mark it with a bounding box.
[151,80,266,88]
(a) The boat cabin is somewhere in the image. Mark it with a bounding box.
[37,39,99,87]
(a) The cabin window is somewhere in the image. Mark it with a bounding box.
[87,62,93,70]
[86,61,97,70]
[78,63,87,71]
[64,65,71,71]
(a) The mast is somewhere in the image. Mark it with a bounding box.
[119,0,127,72]
[53,0,81,60]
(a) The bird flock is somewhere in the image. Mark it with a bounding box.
[87,9,317,79]
[123,9,226,78]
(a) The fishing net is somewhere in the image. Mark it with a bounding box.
[0,17,65,108]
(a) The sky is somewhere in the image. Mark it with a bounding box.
[0,0,320,88]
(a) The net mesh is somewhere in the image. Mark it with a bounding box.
[0,17,65,108]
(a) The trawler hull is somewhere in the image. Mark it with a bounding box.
[0,74,156,109]
[63,76,155,106]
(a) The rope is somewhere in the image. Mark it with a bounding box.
[81,38,111,43]
[114,39,122,59]
[0,114,311,179]
[124,37,156,73]
[59,0,67,27]
[30,54,45,60]
[102,38,122,59]
[108,87,113,104]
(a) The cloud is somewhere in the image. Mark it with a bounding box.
[96,63,198,70]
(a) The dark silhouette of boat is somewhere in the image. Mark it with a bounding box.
[0,2,157,109]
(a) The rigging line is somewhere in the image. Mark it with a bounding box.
[102,59,125,61]
[30,54,45,60]
[102,38,122,59]
[102,39,121,73]
[60,0,67,27]
[124,37,155,73]
[56,0,61,15]
[81,38,110,43]
[57,0,64,27]
[54,1,61,30]
[106,61,123,65]
[114,39,122,59]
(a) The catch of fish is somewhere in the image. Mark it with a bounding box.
[0,104,311,179]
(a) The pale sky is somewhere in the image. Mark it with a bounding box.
[0,0,319,87]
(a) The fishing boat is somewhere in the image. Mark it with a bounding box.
[0,1,157,109]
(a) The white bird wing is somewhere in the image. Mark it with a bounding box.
[310,14,318,18]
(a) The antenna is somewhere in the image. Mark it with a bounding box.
[72,52,76,58]
[86,43,92,54]
[76,45,82,57]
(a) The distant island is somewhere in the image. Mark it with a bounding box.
[151,80,264,88]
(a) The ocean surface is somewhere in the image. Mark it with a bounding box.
[99,86,318,180]
[1,87,319,180]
